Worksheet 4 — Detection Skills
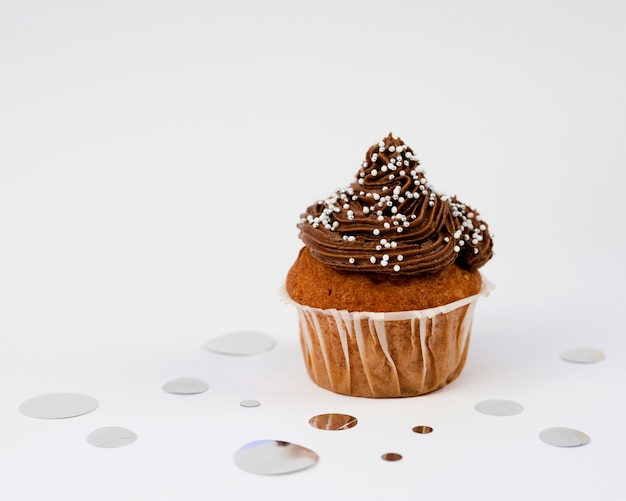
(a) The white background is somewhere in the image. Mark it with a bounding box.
[1,1,625,499]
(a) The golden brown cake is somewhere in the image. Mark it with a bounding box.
[285,133,494,397]
[287,246,482,312]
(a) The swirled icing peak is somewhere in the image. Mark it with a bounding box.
[297,133,493,275]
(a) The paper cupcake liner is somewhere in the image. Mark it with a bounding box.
[284,277,494,398]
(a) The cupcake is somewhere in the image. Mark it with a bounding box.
[285,133,494,397]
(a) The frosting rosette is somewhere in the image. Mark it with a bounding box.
[297,133,493,275]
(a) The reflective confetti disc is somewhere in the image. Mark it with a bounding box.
[412,425,433,434]
[539,427,591,447]
[560,347,605,363]
[19,393,99,419]
[162,377,209,395]
[234,440,319,475]
[87,427,137,448]
[240,399,261,408]
[204,331,276,355]
[309,413,358,431]
[474,399,524,416]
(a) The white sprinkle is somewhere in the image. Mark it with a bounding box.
[370,256,376,264]
[397,255,404,261]
[393,264,400,272]
[349,257,355,263]
[373,229,380,235]
[454,245,460,252]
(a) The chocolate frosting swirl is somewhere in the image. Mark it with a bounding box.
[297,133,493,275]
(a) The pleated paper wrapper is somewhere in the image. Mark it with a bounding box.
[286,277,494,398]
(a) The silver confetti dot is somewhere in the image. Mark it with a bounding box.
[474,399,524,416]
[162,377,209,395]
[539,427,591,447]
[560,347,605,363]
[19,393,99,419]
[234,440,319,475]
[87,427,137,448]
[240,399,261,408]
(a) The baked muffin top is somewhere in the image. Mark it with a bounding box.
[286,246,483,311]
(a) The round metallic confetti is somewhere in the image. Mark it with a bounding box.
[381,452,403,462]
[560,347,605,364]
[539,427,591,447]
[308,413,358,431]
[203,331,276,356]
[87,427,137,448]
[162,377,209,395]
[412,425,433,434]
[474,399,524,416]
[234,440,319,475]
[240,399,261,408]
[19,393,99,419]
